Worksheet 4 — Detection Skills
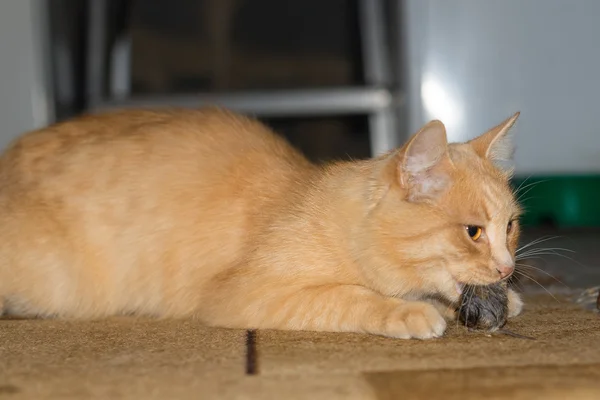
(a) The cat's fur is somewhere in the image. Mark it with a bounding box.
[0,108,523,339]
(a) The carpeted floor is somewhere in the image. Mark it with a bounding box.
[1,294,599,399]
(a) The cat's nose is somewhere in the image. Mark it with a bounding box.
[496,264,514,279]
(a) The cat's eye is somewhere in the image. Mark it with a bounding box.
[507,220,514,234]
[466,225,482,241]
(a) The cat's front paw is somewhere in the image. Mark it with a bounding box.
[507,288,523,318]
[383,301,446,339]
[427,298,457,321]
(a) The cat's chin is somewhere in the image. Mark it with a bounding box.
[448,277,503,300]
[453,273,507,288]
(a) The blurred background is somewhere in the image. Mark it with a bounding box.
[0,0,599,294]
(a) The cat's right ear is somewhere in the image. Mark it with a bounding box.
[396,120,454,202]
[469,112,520,172]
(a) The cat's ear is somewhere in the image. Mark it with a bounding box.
[397,120,453,202]
[469,112,520,172]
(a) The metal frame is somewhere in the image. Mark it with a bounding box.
[30,0,56,127]
[86,0,108,108]
[358,0,399,155]
[110,35,132,100]
[86,0,402,156]
[93,87,399,117]
[0,0,55,151]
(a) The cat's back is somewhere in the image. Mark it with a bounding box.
[0,107,314,247]
[0,108,309,188]
[0,108,315,318]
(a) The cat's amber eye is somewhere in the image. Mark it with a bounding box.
[507,220,514,234]
[466,225,482,241]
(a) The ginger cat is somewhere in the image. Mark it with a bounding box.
[0,108,523,339]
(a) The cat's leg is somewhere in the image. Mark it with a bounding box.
[426,298,457,321]
[206,284,447,339]
[507,288,523,318]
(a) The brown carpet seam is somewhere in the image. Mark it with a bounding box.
[246,329,258,375]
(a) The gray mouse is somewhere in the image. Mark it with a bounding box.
[456,282,535,340]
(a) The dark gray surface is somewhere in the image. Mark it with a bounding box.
[516,228,600,299]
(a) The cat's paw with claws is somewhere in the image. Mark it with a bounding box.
[383,301,447,339]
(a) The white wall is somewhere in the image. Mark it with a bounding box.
[404,0,600,175]
[0,0,54,150]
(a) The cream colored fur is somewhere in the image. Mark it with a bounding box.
[0,108,523,339]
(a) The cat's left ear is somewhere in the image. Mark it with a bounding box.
[397,120,454,202]
[469,112,520,171]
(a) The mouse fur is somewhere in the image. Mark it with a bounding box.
[456,282,509,331]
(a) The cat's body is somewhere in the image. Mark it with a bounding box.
[0,108,523,339]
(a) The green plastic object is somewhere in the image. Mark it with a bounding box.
[511,175,600,228]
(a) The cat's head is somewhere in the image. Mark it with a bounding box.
[362,113,522,301]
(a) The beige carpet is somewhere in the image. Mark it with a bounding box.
[1,295,599,399]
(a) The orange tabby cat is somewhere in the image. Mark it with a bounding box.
[0,108,523,339]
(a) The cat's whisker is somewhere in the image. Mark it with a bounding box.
[517,252,571,261]
[513,270,560,303]
[516,247,591,271]
[516,189,539,204]
[516,249,576,261]
[515,179,550,202]
[515,199,531,207]
[516,177,550,194]
[518,246,575,255]
[515,262,568,287]
[464,283,477,328]
[517,252,583,268]
[516,186,540,202]
[513,175,531,193]
[508,275,526,293]
[516,241,560,258]
[515,256,546,262]
[513,175,532,195]
[516,236,562,253]
[513,178,542,198]
[456,283,474,329]
[517,194,544,202]
[516,189,537,203]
